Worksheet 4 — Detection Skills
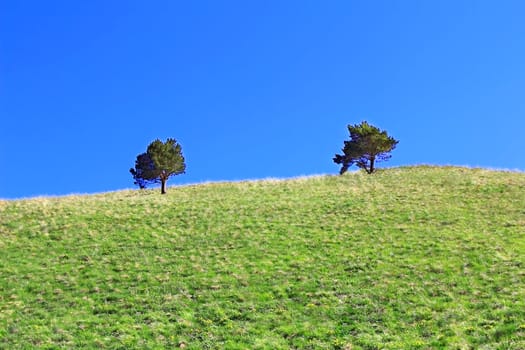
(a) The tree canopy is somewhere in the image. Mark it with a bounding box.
[130,138,186,194]
[334,121,398,174]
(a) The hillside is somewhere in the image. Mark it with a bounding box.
[1,166,524,349]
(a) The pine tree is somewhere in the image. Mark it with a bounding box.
[334,121,398,174]
[130,138,186,194]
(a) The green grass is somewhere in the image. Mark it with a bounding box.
[1,166,524,349]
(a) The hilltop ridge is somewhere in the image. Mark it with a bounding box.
[1,166,524,349]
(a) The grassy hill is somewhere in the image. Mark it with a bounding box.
[1,166,524,349]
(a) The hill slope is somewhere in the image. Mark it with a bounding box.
[1,166,524,349]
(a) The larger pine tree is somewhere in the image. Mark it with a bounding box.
[334,121,398,174]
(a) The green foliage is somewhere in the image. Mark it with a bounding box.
[334,121,399,174]
[129,152,156,189]
[1,166,525,349]
[130,138,186,194]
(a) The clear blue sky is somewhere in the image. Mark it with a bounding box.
[1,1,524,199]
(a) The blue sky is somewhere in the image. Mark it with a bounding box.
[1,1,524,199]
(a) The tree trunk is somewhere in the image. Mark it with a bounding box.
[368,156,375,174]
[161,179,167,194]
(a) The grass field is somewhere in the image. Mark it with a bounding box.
[1,166,524,349]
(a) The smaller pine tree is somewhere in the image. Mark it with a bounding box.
[130,138,186,194]
[334,121,398,174]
